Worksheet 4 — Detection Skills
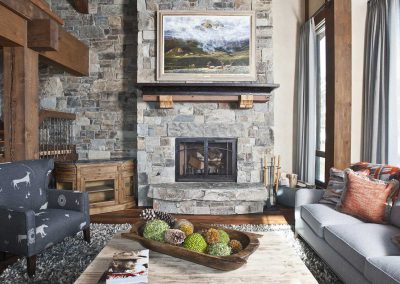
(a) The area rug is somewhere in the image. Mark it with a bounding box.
[0,224,341,284]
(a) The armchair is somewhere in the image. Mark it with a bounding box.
[0,159,90,277]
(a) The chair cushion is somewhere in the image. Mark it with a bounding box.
[364,256,400,284]
[0,159,54,211]
[33,209,86,255]
[301,203,363,238]
[324,223,400,273]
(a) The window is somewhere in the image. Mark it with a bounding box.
[315,21,326,184]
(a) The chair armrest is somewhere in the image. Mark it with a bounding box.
[0,206,36,256]
[295,189,325,208]
[47,189,89,215]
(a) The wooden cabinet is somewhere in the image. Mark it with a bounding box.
[54,160,135,215]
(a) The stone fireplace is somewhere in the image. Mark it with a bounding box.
[136,0,274,214]
[175,137,237,182]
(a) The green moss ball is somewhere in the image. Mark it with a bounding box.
[183,233,207,253]
[218,229,230,244]
[207,242,232,256]
[143,220,170,242]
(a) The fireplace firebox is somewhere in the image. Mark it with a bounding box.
[175,138,237,182]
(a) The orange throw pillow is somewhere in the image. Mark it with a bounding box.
[336,169,399,224]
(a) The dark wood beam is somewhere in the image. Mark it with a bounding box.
[0,5,26,47]
[69,0,89,14]
[28,19,59,51]
[3,47,40,161]
[305,0,309,20]
[325,0,352,176]
[0,0,64,25]
[39,109,76,124]
[40,28,89,76]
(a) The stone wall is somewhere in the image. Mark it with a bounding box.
[136,0,274,206]
[41,0,138,160]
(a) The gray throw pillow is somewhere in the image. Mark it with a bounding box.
[319,168,345,205]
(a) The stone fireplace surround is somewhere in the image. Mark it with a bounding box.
[137,0,274,213]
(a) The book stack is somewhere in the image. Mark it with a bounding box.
[99,250,149,284]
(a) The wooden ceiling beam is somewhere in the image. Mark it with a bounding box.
[39,28,89,76]
[0,4,26,47]
[70,0,89,14]
[28,19,59,51]
[0,0,64,25]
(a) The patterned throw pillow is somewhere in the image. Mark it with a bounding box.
[351,162,400,201]
[320,168,369,205]
[319,168,346,205]
[336,169,399,224]
[351,162,400,182]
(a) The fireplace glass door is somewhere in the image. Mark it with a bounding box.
[176,138,237,182]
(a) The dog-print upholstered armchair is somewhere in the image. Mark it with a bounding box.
[0,159,90,277]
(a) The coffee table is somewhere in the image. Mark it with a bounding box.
[75,231,317,283]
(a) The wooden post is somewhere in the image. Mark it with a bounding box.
[3,47,40,161]
[325,0,352,176]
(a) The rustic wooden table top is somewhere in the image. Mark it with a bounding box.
[74,231,317,284]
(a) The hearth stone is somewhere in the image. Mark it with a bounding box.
[148,183,268,215]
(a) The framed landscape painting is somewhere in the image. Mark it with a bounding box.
[157,11,256,82]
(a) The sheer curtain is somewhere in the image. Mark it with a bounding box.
[388,0,400,165]
[362,0,400,164]
[293,19,317,183]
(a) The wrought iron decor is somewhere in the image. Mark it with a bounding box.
[39,110,77,162]
[175,137,237,182]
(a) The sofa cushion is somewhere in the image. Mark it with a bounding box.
[0,159,54,211]
[324,223,400,273]
[301,204,363,238]
[364,256,400,284]
[33,209,86,255]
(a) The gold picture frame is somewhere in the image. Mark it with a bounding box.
[157,10,257,82]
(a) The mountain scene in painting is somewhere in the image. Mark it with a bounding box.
[163,15,251,74]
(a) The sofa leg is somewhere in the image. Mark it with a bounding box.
[83,227,91,243]
[27,255,36,277]
[294,231,299,239]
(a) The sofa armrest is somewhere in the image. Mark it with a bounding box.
[47,189,89,214]
[294,189,325,230]
[295,189,325,208]
[0,206,36,256]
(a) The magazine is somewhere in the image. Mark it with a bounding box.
[98,250,149,284]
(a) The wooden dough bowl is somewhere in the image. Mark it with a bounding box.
[122,221,262,271]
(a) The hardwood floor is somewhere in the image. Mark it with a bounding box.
[90,206,294,225]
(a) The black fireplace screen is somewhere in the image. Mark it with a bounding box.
[175,138,237,182]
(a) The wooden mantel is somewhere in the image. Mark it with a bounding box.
[138,82,280,109]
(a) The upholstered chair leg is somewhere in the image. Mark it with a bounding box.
[83,227,91,243]
[27,255,37,277]
[0,251,6,261]
[294,231,299,239]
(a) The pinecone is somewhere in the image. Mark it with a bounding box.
[139,209,157,221]
[154,211,176,227]
[164,229,186,245]
[139,209,176,227]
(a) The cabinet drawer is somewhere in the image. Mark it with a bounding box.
[80,165,118,176]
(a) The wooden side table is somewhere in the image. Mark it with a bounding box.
[54,159,136,215]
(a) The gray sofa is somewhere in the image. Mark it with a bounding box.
[295,189,400,284]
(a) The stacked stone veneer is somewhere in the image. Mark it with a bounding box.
[137,0,274,207]
[40,0,138,160]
